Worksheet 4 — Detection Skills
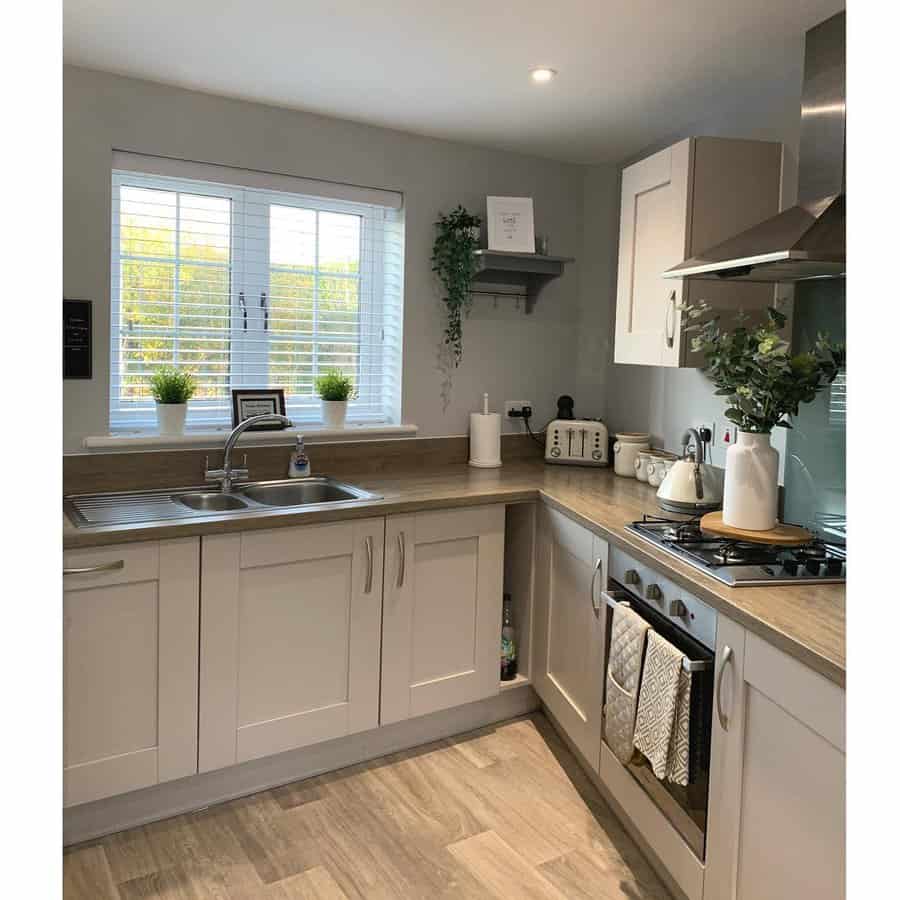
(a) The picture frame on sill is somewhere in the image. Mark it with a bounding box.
[486,196,535,253]
[231,389,287,429]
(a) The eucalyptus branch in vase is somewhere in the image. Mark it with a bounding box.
[683,301,845,434]
[682,300,845,531]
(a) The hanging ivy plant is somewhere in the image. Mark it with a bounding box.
[431,206,481,366]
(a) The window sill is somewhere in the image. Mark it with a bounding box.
[81,423,419,452]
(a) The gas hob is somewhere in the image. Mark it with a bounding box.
[626,515,846,587]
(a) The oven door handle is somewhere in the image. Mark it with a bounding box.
[601,590,712,673]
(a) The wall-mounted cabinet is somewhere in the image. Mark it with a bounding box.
[614,137,783,367]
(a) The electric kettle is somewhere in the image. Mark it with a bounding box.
[656,428,724,514]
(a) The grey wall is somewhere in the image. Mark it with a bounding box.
[596,78,806,470]
[63,66,586,450]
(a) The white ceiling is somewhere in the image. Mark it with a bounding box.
[63,0,844,165]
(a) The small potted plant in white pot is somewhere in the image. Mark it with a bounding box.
[150,366,197,435]
[315,369,356,429]
[685,303,844,531]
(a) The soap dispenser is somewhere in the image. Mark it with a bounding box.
[288,435,311,478]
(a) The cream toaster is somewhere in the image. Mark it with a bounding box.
[545,419,609,466]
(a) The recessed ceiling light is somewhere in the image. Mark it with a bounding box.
[530,66,557,84]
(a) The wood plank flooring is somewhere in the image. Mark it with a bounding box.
[64,713,671,899]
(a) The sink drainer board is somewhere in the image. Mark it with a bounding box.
[65,478,382,528]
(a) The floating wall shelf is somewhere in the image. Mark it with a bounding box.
[471,250,575,313]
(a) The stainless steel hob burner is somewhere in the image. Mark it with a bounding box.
[626,514,846,587]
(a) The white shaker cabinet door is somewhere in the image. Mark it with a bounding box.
[614,139,691,367]
[705,616,845,900]
[380,505,505,725]
[63,538,200,806]
[199,518,384,772]
[532,505,609,772]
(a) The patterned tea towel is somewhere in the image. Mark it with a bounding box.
[633,629,691,785]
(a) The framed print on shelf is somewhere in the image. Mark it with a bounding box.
[486,196,535,253]
[231,389,287,429]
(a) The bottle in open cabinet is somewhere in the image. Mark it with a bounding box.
[501,593,518,681]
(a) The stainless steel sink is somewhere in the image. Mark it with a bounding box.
[65,476,381,528]
[175,492,249,512]
[238,478,363,507]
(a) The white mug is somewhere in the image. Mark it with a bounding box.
[634,451,655,483]
[647,459,669,487]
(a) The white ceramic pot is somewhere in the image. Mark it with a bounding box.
[613,433,650,477]
[723,431,779,531]
[156,402,187,435]
[321,400,348,429]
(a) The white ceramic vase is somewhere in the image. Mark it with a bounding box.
[156,402,187,435]
[723,431,779,531]
[321,400,348,429]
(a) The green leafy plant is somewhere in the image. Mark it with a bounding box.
[149,366,196,404]
[431,206,482,366]
[684,301,845,433]
[315,369,356,401]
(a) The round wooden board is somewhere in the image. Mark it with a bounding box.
[699,511,813,546]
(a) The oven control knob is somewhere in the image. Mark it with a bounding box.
[624,569,640,585]
[549,446,561,457]
[666,598,687,617]
[592,450,603,461]
[645,583,662,601]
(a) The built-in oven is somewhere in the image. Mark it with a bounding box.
[600,548,717,861]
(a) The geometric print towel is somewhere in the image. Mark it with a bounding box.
[633,629,691,785]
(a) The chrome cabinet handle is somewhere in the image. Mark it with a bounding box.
[590,558,603,614]
[239,291,247,331]
[364,536,373,594]
[665,290,676,348]
[396,531,406,588]
[260,291,268,331]
[63,560,124,576]
[716,645,735,731]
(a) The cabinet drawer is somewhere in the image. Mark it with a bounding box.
[63,541,159,590]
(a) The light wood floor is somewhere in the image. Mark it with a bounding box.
[64,713,671,899]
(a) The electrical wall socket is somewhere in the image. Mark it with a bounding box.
[698,422,717,447]
[504,400,532,419]
[719,421,739,446]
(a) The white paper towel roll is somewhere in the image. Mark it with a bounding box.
[469,412,502,468]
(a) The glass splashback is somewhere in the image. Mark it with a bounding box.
[782,279,846,543]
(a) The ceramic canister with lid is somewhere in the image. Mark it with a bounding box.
[613,432,651,477]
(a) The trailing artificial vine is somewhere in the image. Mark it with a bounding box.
[431,206,481,366]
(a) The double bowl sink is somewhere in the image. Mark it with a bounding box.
[65,477,382,528]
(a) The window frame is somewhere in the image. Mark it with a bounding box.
[109,170,398,432]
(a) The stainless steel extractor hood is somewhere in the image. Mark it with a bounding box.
[664,11,845,283]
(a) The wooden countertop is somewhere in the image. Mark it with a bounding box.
[63,461,846,686]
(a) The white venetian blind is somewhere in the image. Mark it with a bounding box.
[109,165,404,431]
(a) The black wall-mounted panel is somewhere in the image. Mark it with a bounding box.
[63,299,92,379]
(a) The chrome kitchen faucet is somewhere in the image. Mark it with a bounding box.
[205,414,293,492]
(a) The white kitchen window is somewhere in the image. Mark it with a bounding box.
[109,165,404,432]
